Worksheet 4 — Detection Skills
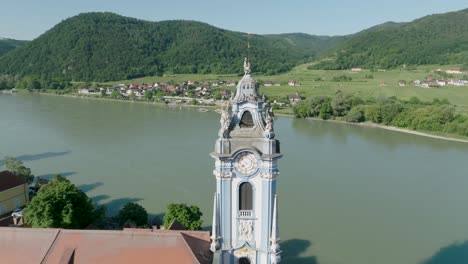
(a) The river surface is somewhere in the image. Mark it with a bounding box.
[1,93,468,264]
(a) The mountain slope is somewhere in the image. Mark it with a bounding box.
[0,13,323,81]
[0,38,28,56]
[264,33,347,55]
[313,8,468,69]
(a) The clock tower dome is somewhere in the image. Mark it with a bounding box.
[210,57,282,264]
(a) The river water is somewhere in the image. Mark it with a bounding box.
[1,93,468,264]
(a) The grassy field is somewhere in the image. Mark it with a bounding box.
[104,63,468,115]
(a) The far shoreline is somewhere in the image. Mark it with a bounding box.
[303,117,468,144]
[15,91,468,144]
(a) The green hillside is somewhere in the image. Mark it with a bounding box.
[313,8,468,69]
[0,12,331,82]
[0,38,28,56]
[264,33,347,55]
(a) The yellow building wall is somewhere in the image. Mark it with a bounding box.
[0,184,28,215]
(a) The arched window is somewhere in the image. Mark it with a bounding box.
[240,111,254,128]
[239,257,251,264]
[239,182,253,210]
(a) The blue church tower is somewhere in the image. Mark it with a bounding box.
[210,57,282,264]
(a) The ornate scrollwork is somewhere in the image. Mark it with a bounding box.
[263,105,275,139]
[213,170,233,179]
[260,172,278,180]
[219,106,232,138]
[239,220,253,241]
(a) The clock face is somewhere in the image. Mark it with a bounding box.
[234,152,258,175]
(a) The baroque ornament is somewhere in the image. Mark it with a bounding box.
[239,220,254,241]
[213,170,233,179]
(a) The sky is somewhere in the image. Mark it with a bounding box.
[0,0,467,40]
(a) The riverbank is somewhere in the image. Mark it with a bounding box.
[14,91,468,143]
[304,117,468,143]
[35,91,220,109]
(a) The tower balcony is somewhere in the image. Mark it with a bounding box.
[239,210,254,218]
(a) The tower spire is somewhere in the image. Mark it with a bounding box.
[270,195,281,263]
[210,193,220,252]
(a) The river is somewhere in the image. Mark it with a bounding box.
[1,93,468,264]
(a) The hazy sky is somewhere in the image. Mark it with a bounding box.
[1,0,467,40]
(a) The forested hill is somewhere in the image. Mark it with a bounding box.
[313,8,468,69]
[0,12,330,82]
[264,33,348,55]
[0,38,28,56]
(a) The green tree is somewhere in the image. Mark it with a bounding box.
[144,90,153,101]
[364,105,382,123]
[118,202,148,227]
[292,100,309,118]
[308,96,329,117]
[319,100,333,120]
[163,203,203,230]
[331,91,352,117]
[24,175,99,228]
[0,80,8,90]
[346,107,365,123]
[111,90,121,98]
[31,79,41,90]
[3,156,34,184]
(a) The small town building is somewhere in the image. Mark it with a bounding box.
[225,81,236,87]
[78,89,100,95]
[288,92,303,104]
[288,80,300,86]
[0,171,29,215]
[446,67,462,74]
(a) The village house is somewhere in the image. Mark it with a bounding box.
[446,67,462,74]
[78,89,100,95]
[225,81,236,87]
[288,80,301,86]
[211,80,221,87]
[0,171,29,216]
[351,67,362,72]
[219,90,232,99]
[448,79,467,86]
[273,100,285,107]
[106,87,120,95]
[288,92,303,104]
[164,85,177,93]
[263,81,273,87]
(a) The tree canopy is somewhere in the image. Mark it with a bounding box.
[311,8,468,69]
[3,156,34,184]
[293,92,468,137]
[163,203,203,231]
[24,175,99,228]
[0,12,320,82]
[117,202,148,227]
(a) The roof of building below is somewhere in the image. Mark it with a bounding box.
[0,227,212,264]
[0,170,26,192]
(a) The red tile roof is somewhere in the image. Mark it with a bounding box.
[0,170,26,192]
[0,227,212,264]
